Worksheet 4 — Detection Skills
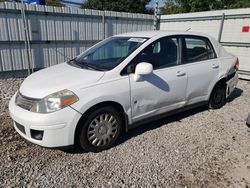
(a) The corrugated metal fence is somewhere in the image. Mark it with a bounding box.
[0,2,153,72]
[160,8,250,80]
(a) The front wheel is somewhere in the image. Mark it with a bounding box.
[209,86,226,109]
[78,106,122,152]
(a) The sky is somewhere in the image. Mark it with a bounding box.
[148,0,166,8]
[60,0,166,9]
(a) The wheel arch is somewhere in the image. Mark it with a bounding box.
[209,77,227,101]
[74,101,128,145]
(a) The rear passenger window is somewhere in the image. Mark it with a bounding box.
[184,37,216,63]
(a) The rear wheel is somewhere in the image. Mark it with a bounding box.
[78,106,122,152]
[209,86,226,109]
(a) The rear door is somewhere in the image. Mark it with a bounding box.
[182,36,219,104]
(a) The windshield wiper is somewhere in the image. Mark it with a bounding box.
[68,58,108,71]
[68,58,82,68]
[68,58,98,71]
[81,62,105,71]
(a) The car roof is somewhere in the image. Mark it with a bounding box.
[114,30,228,58]
[115,30,212,39]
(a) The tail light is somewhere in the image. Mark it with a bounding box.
[235,58,239,71]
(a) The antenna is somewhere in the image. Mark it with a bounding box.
[186,28,191,31]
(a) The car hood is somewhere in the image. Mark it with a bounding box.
[19,63,105,98]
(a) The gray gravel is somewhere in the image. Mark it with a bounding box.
[0,72,25,115]
[0,75,250,187]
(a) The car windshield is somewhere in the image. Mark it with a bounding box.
[68,37,148,71]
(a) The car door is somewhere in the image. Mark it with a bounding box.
[182,36,219,104]
[127,36,188,122]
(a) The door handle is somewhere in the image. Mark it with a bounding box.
[212,64,219,69]
[176,71,186,77]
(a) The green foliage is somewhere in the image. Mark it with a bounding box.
[161,0,250,14]
[45,0,64,7]
[81,0,153,14]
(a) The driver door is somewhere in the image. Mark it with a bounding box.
[128,36,188,122]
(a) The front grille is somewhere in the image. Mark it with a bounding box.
[15,92,37,111]
[15,122,26,135]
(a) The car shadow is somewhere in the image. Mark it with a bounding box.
[227,88,243,103]
[116,105,209,147]
[117,86,243,147]
[62,105,209,154]
[62,87,243,154]
[143,73,170,92]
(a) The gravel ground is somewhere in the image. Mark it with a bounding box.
[0,75,250,187]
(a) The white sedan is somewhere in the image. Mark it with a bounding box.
[9,31,239,152]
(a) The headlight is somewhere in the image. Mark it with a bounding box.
[16,90,79,113]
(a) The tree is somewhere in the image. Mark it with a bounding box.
[208,0,250,9]
[45,0,64,7]
[161,0,250,14]
[81,0,152,14]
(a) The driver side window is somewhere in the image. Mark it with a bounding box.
[121,36,180,75]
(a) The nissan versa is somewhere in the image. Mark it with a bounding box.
[9,31,239,152]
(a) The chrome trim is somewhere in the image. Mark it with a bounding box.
[15,92,40,111]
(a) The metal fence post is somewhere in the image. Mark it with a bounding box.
[21,0,32,75]
[153,1,159,30]
[157,14,161,30]
[102,10,105,39]
[218,13,225,42]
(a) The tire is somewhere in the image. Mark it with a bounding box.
[78,106,122,152]
[209,86,226,109]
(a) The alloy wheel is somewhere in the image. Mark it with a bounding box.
[87,113,118,147]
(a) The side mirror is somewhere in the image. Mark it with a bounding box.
[134,62,153,82]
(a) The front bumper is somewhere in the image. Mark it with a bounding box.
[9,93,82,148]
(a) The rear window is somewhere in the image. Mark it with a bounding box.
[184,37,216,63]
